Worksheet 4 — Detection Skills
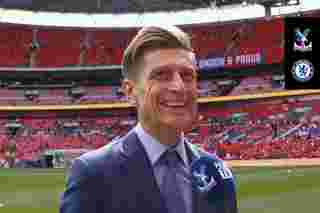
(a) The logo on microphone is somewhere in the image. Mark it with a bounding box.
[191,156,236,205]
[191,156,233,193]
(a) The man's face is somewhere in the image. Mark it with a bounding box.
[133,48,198,132]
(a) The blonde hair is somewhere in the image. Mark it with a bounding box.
[121,25,194,80]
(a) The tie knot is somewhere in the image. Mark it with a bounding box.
[162,149,181,168]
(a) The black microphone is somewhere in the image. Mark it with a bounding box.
[190,156,236,207]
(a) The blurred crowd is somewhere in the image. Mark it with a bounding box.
[1,96,320,168]
[0,116,134,167]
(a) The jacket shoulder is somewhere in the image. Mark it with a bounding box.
[76,135,127,178]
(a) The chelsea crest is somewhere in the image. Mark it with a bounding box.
[291,59,314,83]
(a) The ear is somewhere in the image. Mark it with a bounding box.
[121,79,137,106]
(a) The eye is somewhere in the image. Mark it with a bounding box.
[180,69,196,82]
[150,70,171,81]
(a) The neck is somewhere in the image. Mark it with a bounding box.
[140,121,181,146]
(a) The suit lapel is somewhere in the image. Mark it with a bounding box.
[120,131,168,213]
[119,132,217,213]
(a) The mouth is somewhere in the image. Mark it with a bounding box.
[161,102,185,107]
[160,102,188,112]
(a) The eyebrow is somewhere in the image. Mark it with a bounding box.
[151,64,197,74]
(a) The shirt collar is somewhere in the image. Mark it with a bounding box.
[134,123,188,167]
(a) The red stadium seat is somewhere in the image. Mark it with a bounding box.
[37,30,82,67]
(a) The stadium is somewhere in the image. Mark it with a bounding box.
[0,0,319,213]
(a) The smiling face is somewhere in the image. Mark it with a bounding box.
[128,48,198,134]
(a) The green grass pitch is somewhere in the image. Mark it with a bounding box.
[0,166,319,213]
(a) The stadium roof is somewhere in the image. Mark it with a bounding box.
[0,0,318,28]
[0,0,209,14]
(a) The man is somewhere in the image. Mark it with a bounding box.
[60,25,238,213]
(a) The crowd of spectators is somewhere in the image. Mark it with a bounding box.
[1,95,320,167]
[188,97,320,160]
[202,120,320,160]
[0,116,134,165]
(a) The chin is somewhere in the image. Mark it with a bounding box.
[161,118,194,132]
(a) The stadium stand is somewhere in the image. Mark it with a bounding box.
[195,96,320,160]
[37,29,83,67]
[0,83,124,105]
[228,74,281,95]
[0,25,33,67]
[1,94,320,167]
[0,111,135,162]
[0,73,286,106]
[0,6,320,168]
[0,13,285,67]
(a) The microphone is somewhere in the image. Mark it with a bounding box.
[190,155,235,206]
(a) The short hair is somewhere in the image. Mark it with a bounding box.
[121,25,194,80]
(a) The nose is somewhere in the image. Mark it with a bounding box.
[168,71,185,92]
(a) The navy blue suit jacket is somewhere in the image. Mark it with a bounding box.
[60,130,238,213]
